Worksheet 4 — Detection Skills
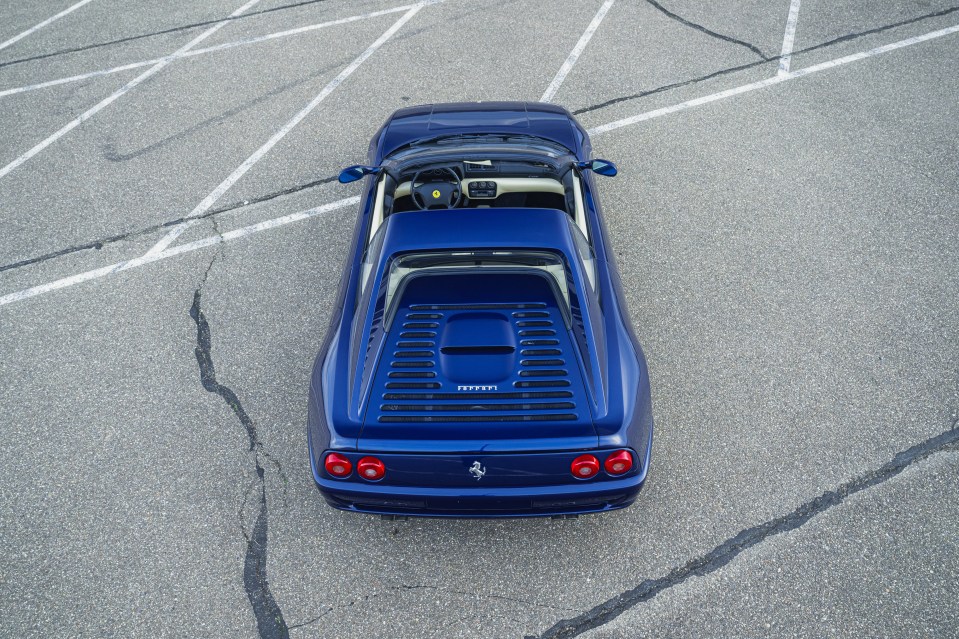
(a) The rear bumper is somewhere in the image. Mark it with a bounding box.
[310,444,650,518]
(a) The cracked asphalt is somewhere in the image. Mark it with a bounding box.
[1,1,958,637]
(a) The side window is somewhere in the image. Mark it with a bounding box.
[571,171,590,243]
[355,174,390,306]
[358,223,386,301]
[569,220,597,294]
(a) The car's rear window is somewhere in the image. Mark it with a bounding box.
[384,250,570,316]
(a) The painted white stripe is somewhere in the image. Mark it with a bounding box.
[0,0,264,181]
[540,0,616,103]
[3,22,958,308]
[778,0,802,76]
[144,3,424,257]
[0,4,417,100]
[589,22,959,136]
[0,197,359,307]
[0,0,97,52]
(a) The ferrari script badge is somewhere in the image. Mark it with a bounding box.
[469,461,486,480]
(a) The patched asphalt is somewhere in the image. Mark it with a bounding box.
[1,1,957,637]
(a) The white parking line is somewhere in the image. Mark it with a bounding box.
[0,0,97,52]
[0,197,359,307]
[2,22,957,309]
[144,3,425,258]
[540,0,616,103]
[778,0,802,75]
[589,22,959,135]
[0,0,264,181]
[0,4,418,100]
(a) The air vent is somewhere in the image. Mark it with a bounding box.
[397,341,434,348]
[391,361,434,368]
[521,349,562,356]
[373,302,584,425]
[379,414,577,423]
[521,339,559,346]
[465,162,496,172]
[395,350,434,358]
[514,380,571,388]
[521,359,565,367]
[410,303,546,311]
[385,382,442,389]
[519,369,568,377]
[383,391,572,400]
[382,402,575,412]
[440,345,515,355]
[387,334,437,390]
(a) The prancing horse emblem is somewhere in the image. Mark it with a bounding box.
[469,461,486,480]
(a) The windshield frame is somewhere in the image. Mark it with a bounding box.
[384,133,575,166]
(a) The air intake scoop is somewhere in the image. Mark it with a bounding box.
[439,312,516,383]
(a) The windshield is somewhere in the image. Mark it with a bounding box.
[386,134,571,162]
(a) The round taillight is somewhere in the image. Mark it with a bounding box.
[571,454,600,479]
[357,456,386,481]
[324,453,352,478]
[604,450,634,475]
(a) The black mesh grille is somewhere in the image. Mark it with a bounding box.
[397,341,434,348]
[521,349,562,356]
[391,361,434,368]
[410,303,547,311]
[519,369,568,377]
[383,391,572,401]
[385,382,442,389]
[521,339,559,346]
[388,371,436,378]
[521,359,565,367]
[379,414,577,423]
[514,380,571,388]
[382,402,575,412]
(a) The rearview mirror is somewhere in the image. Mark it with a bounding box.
[576,159,618,177]
[338,165,381,184]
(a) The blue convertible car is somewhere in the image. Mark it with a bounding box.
[308,102,653,518]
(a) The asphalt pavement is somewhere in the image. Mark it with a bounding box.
[1,1,957,637]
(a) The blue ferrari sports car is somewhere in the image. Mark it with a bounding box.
[308,101,653,518]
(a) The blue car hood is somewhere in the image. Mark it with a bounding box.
[374,102,586,161]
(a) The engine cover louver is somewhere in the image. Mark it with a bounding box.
[372,302,585,424]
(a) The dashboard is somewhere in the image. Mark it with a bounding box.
[394,177,564,200]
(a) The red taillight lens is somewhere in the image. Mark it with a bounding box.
[604,450,634,475]
[324,453,352,478]
[357,456,386,481]
[571,454,600,479]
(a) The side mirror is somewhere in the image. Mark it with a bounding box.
[338,165,381,184]
[576,159,618,177]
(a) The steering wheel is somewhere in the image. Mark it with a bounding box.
[410,167,462,210]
